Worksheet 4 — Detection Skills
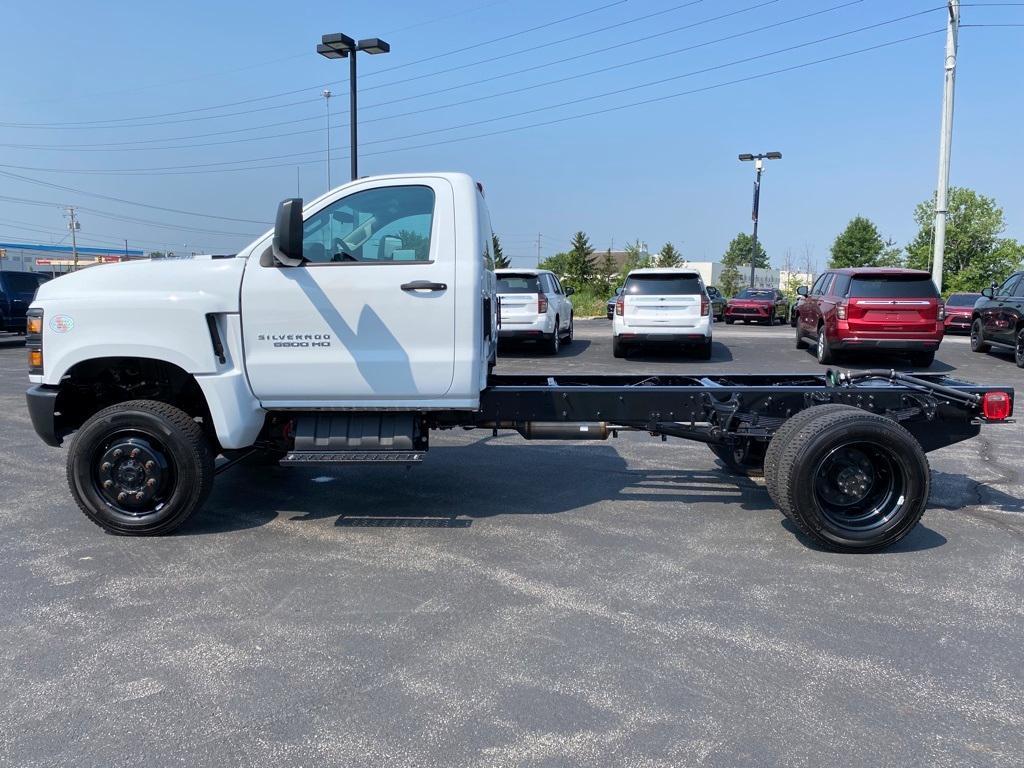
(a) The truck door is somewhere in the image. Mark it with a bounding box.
[983,274,1020,344]
[240,178,457,405]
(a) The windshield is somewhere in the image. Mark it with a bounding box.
[624,274,702,295]
[945,293,980,306]
[497,274,541,293]
[848,275,938,298]
[736,289,774,300]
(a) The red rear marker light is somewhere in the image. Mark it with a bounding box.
[701,294,710,315]
[537,293,548,314]
[981,391,1012,421]
[836,302,847,320]
[937,302,945,321]
[615,296,624,316]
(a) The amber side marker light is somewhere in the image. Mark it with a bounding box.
[26,315,42,335]
[26,308,44,375]
[981,391,1012,421]
[28,349,43,369]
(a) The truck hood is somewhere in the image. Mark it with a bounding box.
[34,256,245,313]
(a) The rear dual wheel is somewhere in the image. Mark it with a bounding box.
[67,400,215,536]
[764,406,929,552]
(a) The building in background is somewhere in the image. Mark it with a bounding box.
[679,262,779,290]
[0,243,145,275]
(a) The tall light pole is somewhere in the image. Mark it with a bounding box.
[931,0,960,293]
[738,152,782,288]
[317,34,391,182]
[322,89,332,189]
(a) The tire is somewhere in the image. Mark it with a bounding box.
[1016,327,1024,368]
[695,337,712,360]
[763,404,863,507]
[908,351,935,369]
[790,311,798,328]
[66,400,215,536]
[795,323,808,349]
[709,440,765,478]
[970,318,990,353]
[612,336,626,358]
[773,408,930,552]
[816,326,834,364]
[725,318,734,325]
[766,310,775,326]
[563,313,574,345]
[546,316,561,355]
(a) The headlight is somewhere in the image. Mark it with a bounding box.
[26,308,43,375]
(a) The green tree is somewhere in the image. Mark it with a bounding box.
[655,242,682,268]
[538,251,570,276]
[719,262,742,298]
[147,251,167,259]
[906,187,1024,293]
[563,230,596,289]
[617,239,652,283]
[491,233,510,269]
[878,237,904,267]
[598,248,617,287]
[829,216,886,268]
[722,232,768,270]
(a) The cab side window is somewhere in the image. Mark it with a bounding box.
[997,274,1021,297]
[301,185,435,264]
[831,274,852,297]
[1013,275,1024,298]
[810,273,829,296]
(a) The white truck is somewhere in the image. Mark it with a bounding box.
[24,172,1014,551]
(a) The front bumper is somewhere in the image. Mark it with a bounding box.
[944,313,972,331]
[26,385,62,447]
[725,305,772,319]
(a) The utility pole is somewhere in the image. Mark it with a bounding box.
[535,233,543,266]
[931,0,960,293]
[65,206,80,271]
[738,152,781,288]
[322,90,333,189]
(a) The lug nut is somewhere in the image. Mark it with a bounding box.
[113,449,123,459]
[145,461,155,471]
[146,478,156,488]
[117,492,127,502]
[135,492,145,502]
[103,480,113,489]
[130,448,140,458]
[101,462,112,472]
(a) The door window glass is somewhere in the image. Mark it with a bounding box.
[301,185,435,264]
[831,274,852,297]
[997,274,1020,297]
[1014,276,1024,298]
[810,274,829,295]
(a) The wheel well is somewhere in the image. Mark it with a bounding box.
[55,357,213,440]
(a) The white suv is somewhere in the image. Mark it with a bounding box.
[612,268,713,359]
[496,269,574,354]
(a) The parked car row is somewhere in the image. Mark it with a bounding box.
[492,266,1024,369]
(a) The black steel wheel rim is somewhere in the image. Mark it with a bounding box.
[811,440,908,534]
[91,430,175,516]
[971,321,982,349]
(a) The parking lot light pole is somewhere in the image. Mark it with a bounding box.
[317,34,391,183]
[738,152,782,288]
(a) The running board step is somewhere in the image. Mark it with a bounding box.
[281,451,425,465]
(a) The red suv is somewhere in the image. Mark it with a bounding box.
[795,268,944,367]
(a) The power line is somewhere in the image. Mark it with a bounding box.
[0,0,629,129]
[0,9,945,176]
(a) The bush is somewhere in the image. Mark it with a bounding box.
[570,286,612,317]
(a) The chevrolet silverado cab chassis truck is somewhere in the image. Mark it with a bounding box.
[24,173,1015,551]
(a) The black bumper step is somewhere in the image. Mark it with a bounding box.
[280,451,425,465]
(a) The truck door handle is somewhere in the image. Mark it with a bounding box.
[401,280,447,292]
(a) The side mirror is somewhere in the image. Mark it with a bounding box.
[272,198,304,267]
[796,285,808,296]
[564,286,575,296]
[981,286,994,299]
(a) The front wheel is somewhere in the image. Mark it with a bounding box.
[772,408,930,552]
[562,313,574,345]
[66,400,215,535]
[970,318,990,353]
[1016,328,1024,368]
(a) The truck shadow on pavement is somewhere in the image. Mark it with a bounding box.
[182,440,777,536]
[498,340,592,358]
[623,341,733,364]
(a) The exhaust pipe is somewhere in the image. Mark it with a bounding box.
[482,421,611,440]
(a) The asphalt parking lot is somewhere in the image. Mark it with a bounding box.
[1,322,1022,767]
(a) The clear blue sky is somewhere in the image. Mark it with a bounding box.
[2,0,1022,270]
